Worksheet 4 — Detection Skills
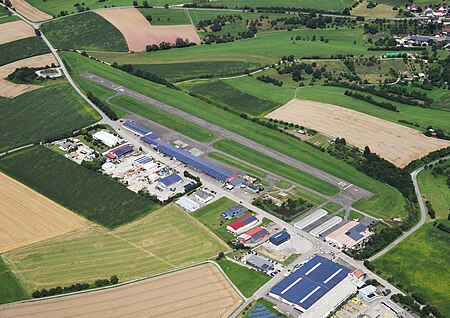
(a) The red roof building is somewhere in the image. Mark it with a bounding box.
[238,226,269,244]
[226,214,258,234]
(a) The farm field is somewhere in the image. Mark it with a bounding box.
[0,53,57,98]
[208,152,267,178]
[3,204,227,292]
[0,20,35,45]
[267,99,450,168]
[187,80,279,116]
[0,84,99,152]
[0,36,50,66]
[41,11,128,51]
[0,15,19,24]
[351,2,397,18]
[0,257,27,305]
[417,163,450,221]
[96,8,200,52]
[130,61,263,82]
[373,222,450,315]
[10,0,52,22]
[0,263,241,318]
[0,173,87,253]
[213,139,340,196]
[0,146,159,228]
[109,95,217,142]
[60,51,406,221]
[295,86,450,132]
[192,197,238,243]
[138,8,191,25]
[206,0,354,11]
[216,259,271,298]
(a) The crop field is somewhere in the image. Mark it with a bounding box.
[295,86,450,132]
[10,0,52,22]
[0,20,35,45]
[41,11,128,51]
[0,36,50,66]
[0,172,87,253]
[0,263,241,318]
[109,95,217,142]
[187,80,279,116]
[97,8,200,52]
[373,222,450,315]
[0,257,27,305]
[351,2,397,18]
[216,259,270,298]
[418,163,450,221]
[208,152,266,178]
[3,204,227,293]
[267,99,450,167]
[0,146,160,228]
[0,53,57,98]
[60,51,406,221]
[0,84,99,152]
[138,8,191,25]
[192,197,238,243]
[0,15,19,24]
[131,61,263,82]
[214,139,339,196]
[207,0,354,11]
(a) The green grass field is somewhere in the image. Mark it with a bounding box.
[349,210,364,221]
[0,15,19,24]
[292,187,327,206]
[60,51,406,221]
[109,95,217,142]
[208,152,266,178]
[41,12,128,51]
[131,61,263,82]
[0,257,27,305]
[216,259,270,298]
[431,91,450,112]
[192,197,238,242]
[0,146,160,229]
[275,180,292,189]
[295,86,450,132]
[323,202,342,213]
[138,8,191,25]
[4,204,226,292]
[187,80,279,116]
[373,221,450,315]
[418,164,450,221]
[0,37,50,66]
[214,139,339,196]
[207,0,353,11]
[0,84,100,152]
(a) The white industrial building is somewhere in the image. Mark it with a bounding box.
[194,190,214,203]
[93,131,121,147]
[176,197,200,212]
[294,209,328,230]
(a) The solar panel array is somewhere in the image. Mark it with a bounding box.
[247,303,281,318]
[228,214,257,230]
[248,227,269,241]
[135,156,152,165]
[141,137,234,182]
[159,174,182,187]
[122,121,151,136]
[270,255,350,310]
[345,223,368,241]
[112,144,133,157]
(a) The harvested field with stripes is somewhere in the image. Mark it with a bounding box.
[0,53,57,98]
[0,20,35,45]
[10,0,52,22]
[96,8,200,52]
[0,263,241,318]
[0,173,86,254]
[266,99,450,167]
[4,204,227,291]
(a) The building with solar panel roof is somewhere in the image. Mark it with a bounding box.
[226,214,258,234]
[269,255,356,317]
[325,221,374,249]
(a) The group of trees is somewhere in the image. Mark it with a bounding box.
[196,14,242,32]
[87,92,118,120]
[256,75,283,87]
[145,38,197,52]
[344,90,398,112]
[111,63,176,89]
[425,200,436,219]
[391,293,444,318]
[7,67,38,84]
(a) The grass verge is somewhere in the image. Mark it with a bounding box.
[208,152,266,178]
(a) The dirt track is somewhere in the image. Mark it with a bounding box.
[266,99,450,167]
[0,20,35,45]
[96,8,200,52]
[0,172,86,254]
[0,263,242,318]
[10,0,52,22]
[0,53,57,98]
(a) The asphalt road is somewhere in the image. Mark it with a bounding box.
[81,72,374,206]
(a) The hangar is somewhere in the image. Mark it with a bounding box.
[93,131,121,147]
[269,255,356,317]
[325,221,374,249]
[158,174,183,189]
[104,144,134,159]
[176,197,200,212]
[269,230,291,246]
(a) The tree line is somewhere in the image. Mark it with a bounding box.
[344,90,398,112]
[87,92,118,121]
[256,75,283,87]
[112,63,176,89]
[145,38,197,52]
